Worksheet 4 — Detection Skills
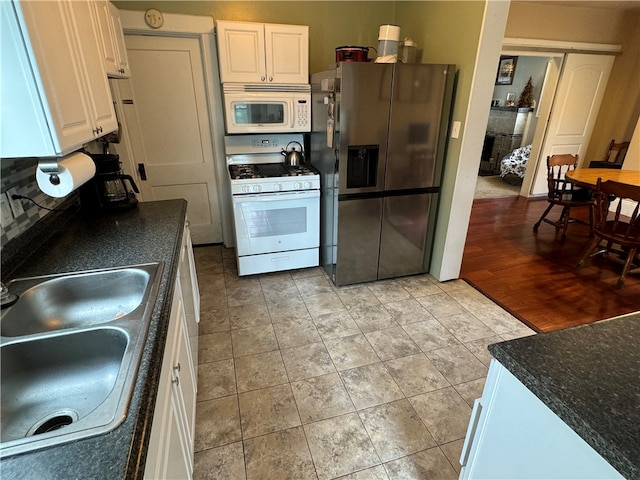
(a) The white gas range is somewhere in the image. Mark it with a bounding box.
[225,134,320,276]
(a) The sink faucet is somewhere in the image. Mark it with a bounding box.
[1,282,19,308]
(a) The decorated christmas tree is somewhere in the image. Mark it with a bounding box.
[518,77,534,108]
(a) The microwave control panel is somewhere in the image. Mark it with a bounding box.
[295,99,310,130]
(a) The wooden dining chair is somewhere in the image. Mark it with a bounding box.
[575,179,640,288]
[588,140,630,169]
[533,154,593,240]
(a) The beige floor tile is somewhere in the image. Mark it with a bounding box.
[266,295,311,324]
[199,308,231,334]
[261,279,300,300]
[415,293,466,318]
[243,426,317,480]
[383,298,435,326]
[426,344,488,385]
[440,439,464,475]
[295,275,335,296]
[304,413,380,480]
[200,281,228,310]
[273,318,321,349]
[325,334,380,371]
[366,279,411,304]
[231,325,279,358]
[197,272,226,291]
[193,441,246,480]
[409,387,472,445]
[235,350,288,393]
[290,266,325,279]
[238,384,301,439]
[384,353,449,397]
[401,319,460,352]
[339,363,404,410]
[196,261,225,276]
[447,287,495,313]
[313,311,361,340]
[396,275,444,297]
[383,447,458,479]
[291,373,355,424]
[224,272,261,290]
[334,465,389,479]
[454,377,486,407]
[335,285,381,309]
[359,399,436,462]
[437,312,497,343]
[472,304,534,335]
[365,327,421,361]
[197,358,236,401]
[258,271,294,285]
[281,341,336,381]
[199,332,233,363]
[349,304,399,333]
[464,335,503,367]
[435,279,469,292]
[302,291,346,317]
[226,284,266,308]
[229,303,272,330]
[194,395,242,452]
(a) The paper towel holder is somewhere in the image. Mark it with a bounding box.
[38,159,61,185]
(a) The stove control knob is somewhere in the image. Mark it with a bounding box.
[253,185,261,192]
[273,184,283,191]
[294,182,302,189]
[303,182,311,189]
[242,185,251,193]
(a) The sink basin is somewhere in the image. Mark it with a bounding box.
[0,262,163,458]
[1,329,127,444]
[1,265,156,337]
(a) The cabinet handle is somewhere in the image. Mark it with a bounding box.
[93,127,99,135]
[137,163,147,181]
[268,76,273,82]
[98,126,103,133]
[172,376,179,386]
[173,362,181,373]
[119,68,125,74]
[261,76,266,82]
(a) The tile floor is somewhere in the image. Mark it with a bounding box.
[191,245,535,480]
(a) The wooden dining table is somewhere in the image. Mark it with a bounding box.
[566,168,640,189]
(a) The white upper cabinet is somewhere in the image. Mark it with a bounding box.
[216,20,308,84]
[93,0,130,78]
[0,0,116,158]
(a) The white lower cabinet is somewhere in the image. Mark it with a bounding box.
[459,359,623,479]
[145,225,199,479]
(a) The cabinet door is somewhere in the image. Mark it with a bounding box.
[216,20,266,83]
[108,1,130,77]
[12,0,96,156]
[180,221,200,369]
[265,24,308,84]
[92,0,119,76]
[70,0,117,134]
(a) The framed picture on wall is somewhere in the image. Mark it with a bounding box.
[496,56,518,85]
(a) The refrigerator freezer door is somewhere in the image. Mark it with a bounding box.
[378,192,436,279]
[386,64,451,190]
[338,63,392,194]
[335,197,382,285]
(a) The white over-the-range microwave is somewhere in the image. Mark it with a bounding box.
[222,84,311,134]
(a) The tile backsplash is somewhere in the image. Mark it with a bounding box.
[1,158,68,246]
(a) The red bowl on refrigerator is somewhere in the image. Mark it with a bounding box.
[335,46,370,62]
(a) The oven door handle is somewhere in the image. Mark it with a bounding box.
[233,190,319,202]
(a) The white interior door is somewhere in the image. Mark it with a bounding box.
[530,53,614,196]
[122,35,222,244]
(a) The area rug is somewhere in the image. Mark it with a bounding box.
[474,175,521,199]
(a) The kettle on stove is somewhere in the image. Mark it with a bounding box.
[281,141,305,166]
[80,153,140,212]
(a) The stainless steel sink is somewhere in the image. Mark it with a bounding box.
[0,262,163,458]
[1,266,155,337]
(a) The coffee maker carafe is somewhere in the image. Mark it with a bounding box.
[80,153,139,211]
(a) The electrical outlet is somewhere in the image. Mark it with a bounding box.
[7,187,25,218]
[1,192,14,228]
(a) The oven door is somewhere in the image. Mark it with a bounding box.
[232,190,320,256]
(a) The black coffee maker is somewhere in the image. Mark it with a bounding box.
[80,153,139,212]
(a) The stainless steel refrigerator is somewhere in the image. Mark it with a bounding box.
[310,62,455,286]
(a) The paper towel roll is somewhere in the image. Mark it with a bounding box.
[36,152,96,198]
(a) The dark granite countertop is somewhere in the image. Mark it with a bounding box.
[0,199,187,479]
[489,312,640,480]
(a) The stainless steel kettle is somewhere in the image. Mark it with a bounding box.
[281,141,304,166]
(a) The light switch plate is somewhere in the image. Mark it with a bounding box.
[1,192,14,228]
[7,187,25,218]
[451,121,461,139]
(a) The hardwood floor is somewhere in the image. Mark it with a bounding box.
[460,196,640,333]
